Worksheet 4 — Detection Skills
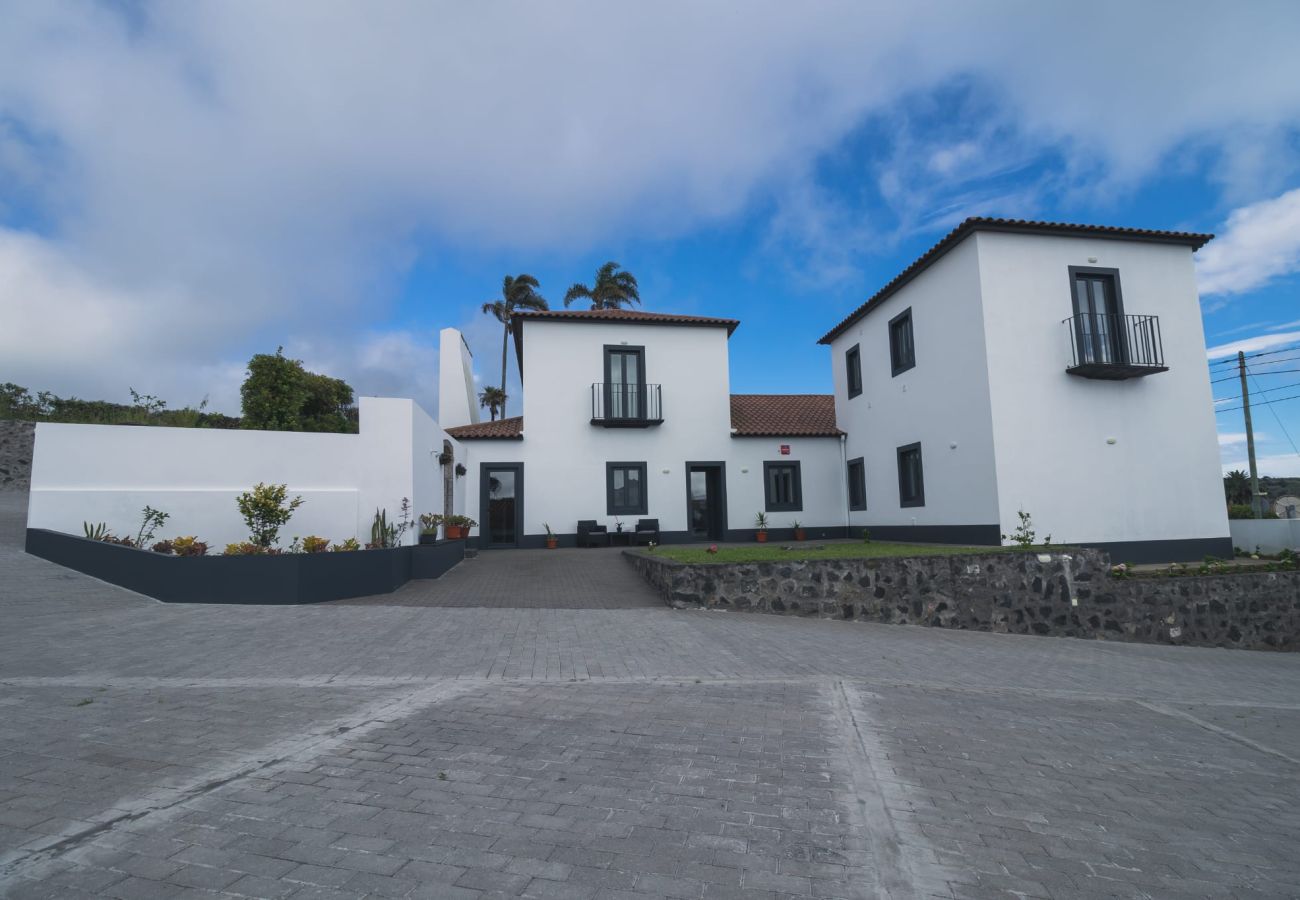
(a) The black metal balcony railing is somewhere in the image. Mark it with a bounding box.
[591,383,663,426]
[1063,313,1168,380]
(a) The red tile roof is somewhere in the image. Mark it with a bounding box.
[818,216,1216,345]
[512,308,740,336]
[445,416,523,440]
[730,394,840,437]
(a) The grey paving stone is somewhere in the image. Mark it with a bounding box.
[1,490,1299,900]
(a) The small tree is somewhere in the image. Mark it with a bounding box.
[241,348,309,431]
[300,371,355,433]
[236,482,304,548]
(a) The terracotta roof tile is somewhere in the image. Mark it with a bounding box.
[818,216,1215,344]
[730,394,840,437]
[513,308,740,335]
[445,416,523,440]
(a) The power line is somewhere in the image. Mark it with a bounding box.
[1211,366,1300,384]
[1249,371,1300,460]
[1216,391,1300,414]
[1208,345,1300,367]
[1214,380,1300,403]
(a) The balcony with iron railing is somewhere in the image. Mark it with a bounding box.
[591,383,663,427]
[1063,313,1168,380]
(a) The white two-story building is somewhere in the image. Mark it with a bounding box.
[441,310,847,547]
[442,218,1231,562]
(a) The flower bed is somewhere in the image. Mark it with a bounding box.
[25,528,463,604]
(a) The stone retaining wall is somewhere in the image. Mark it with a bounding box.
[625,549,1299,651]
[0,421,35,492]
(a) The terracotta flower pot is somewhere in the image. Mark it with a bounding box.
[546,537,558,549]
[444,525,463,540]
[794,528,806,541]
[756,531,768,543]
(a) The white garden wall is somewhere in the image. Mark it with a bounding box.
[27,397,462,549]
[1229,519,1300,555]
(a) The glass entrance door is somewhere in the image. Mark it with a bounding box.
[687,463,725,540]
[480,464,523,547]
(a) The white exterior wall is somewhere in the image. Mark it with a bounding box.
[976,232,1229,547]
[458,320,845,540]
[27,397,463,548]
[1229,519,1300,555]
[438,327,479,428]
[828,237,1001,533]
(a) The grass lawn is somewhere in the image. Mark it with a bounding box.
[652,541,1036,564]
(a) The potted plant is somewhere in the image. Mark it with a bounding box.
[443,515,477,540]
[544,523,558,549]
[792,519,806,541]
[754,511,769,542]
[418,514,442,545]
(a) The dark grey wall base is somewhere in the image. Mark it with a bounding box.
[25,529,464,604]
[626,548,1300,652]
[1088,537,1235,565]
[852,523,1003,545]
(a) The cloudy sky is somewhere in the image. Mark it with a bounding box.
[2,1,1300,474]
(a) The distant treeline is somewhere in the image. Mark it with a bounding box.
[2,348,361,434]
[0,383,242,429]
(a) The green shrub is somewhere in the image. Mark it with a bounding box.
[236,483,303,548]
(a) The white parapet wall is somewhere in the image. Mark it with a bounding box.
[1229,519,1300,555]
[26,397,463,549]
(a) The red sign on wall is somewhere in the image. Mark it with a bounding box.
[779,444,790,455]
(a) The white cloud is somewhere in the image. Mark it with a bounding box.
[1196,187,1300,296]
[1205,330,1300,360]
[1,1,1300,407]
[1221,453,1300,478]
[1217,432,1263,446]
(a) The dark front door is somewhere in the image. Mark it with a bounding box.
[686,462,726,541]
[480,463,523,548]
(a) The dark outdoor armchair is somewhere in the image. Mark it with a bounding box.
[577,520,610,548]
[632,518,660,546]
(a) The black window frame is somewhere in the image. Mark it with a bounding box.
[763,461,803,513]
[606,461,648,516]
[1067,266,1128,366]
[845,344,863,398]
[603,345,647,420]
[889,308,915,377]
[896,442,925,508]
[847,456,866,511]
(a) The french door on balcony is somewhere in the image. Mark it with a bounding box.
[604,346,645,420]
[1071,269,1125,366]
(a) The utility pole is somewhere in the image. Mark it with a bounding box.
[1239,351,1262,518]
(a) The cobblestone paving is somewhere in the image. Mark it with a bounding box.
[337,548,663,609]
[2,492,1299,899]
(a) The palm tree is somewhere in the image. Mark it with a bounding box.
[563,261,640,310]
[478,386,506,421]
[481,274,547,417]
[1224,469,1251,506]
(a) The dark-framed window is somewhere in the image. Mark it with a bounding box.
[604,345,646,419]
[763,461,803,512]
[1068,266,1126,366]
[889,308,915,376]
[896,443,924,508]
[606,461,648,515]
[846,344,862,398]
[847,457,866,511]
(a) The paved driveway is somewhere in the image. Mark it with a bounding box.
[2,490,1299,899]
[338,547,662,609]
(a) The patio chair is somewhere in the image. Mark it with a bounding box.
[577,520,610,548]
[631,518,660,545]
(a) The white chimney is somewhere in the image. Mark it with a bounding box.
[438,328,479,428]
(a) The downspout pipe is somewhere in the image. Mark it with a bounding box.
[839,433,849,537]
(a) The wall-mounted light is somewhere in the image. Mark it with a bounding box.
[1087,257,1098,263]
[661,468,670,474]
[740,467,749,474]
[949,441,958,449]
[1106,437,1117,445]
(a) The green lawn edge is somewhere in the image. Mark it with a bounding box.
[645,542,1058,565]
